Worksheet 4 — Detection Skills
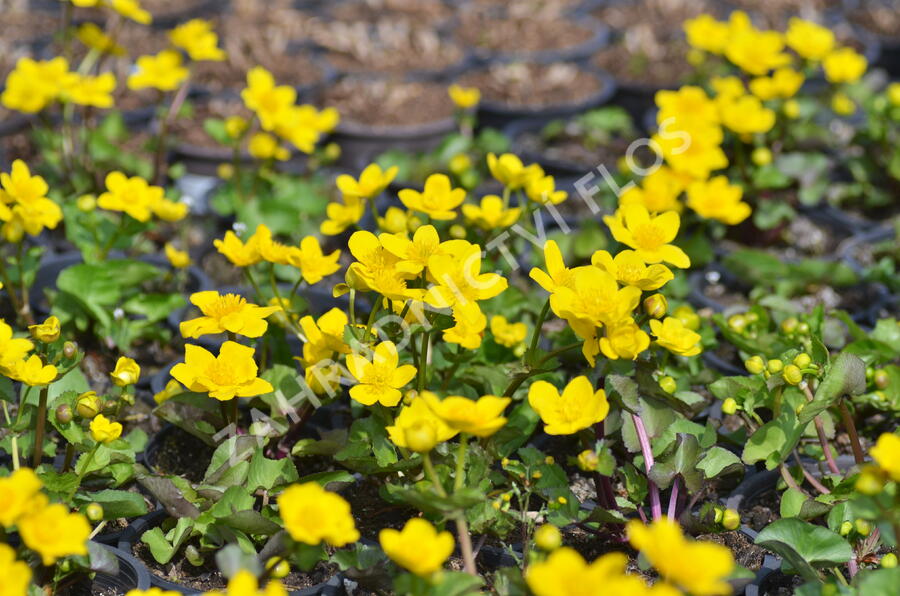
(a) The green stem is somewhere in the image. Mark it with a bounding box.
[422,452,446,497]
[537,342,581,366]
[2,402,19,470]
[454,434,468,492]
[526,299,550,365]
[68,443,100,501]
[417,330,430,393]
[439,346,463,393]
[32,386,49,468]
[364,299,381,342]
[62,444,75,473]
[244,268,266,303]
[15,242,33,326]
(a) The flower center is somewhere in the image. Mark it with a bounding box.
[206,294,247,318]
[633,224,665,250]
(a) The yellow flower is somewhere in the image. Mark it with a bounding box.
[725,29,791,76]
[287,236,341,285]
[618,168,686,215]
[650,317,702,357]
[298,308,350,365]
[19,502,91,566]
[398,174,466,220]
[110,356,140,386]
[378,206,412,234]
[200,570,287,596]
[720,94,776,135]
[241,66,297,131]
[336,163,397,199]
[0,468,42,527]
[169,19,226,62]
[0,543,31,596]
[380,518,454,577]
[823,48,867,84]
[111,0,152,24]
[0,160,62,241]
[711,76,746,100]
[749,67,804,100]
[448,84,480,109]
[888,82,900,106]
[443,301,487,350]
[528,376,609,435]
[1,57,78,114]
[152,198,188,222]
[424,244,508,308]
[591,250,673,291]
[686,176,752,225]
[321,194,366,236]
[870,432,900,482]
[28,316,60,343]
[164,243,191,269]
[347,341,417,407]
[76,23,125,56]
[127,50,187,92]
[0,320,33,374]
[550,266,641,340]
[90,413,123,443]
[422,393,510,437]
[603,205,690,268]
[248,133,290,161]
[67,72,116,108]
[599,320,651,361]
[461,195,520,230]
[380,225,447,276]
[651,126,727,180]
[683,15,729,54]
[272,104,337,153]
[527,548,664,596]
[10,355,57,386]
[386,395,458,452]
[181,291,279,339]
[656,86,720,132]
[487,153,542,190]
[525,173,568,205]
[490,315,527,348]
[346,231,421,302]
[97,172,165,223]
[278,482,359,547]
[628,519,734,596]
[785,18,835,61]
[530,240,581,293]
[214,230,261,267]
[153,379,184,405]
[171,342,274,401]
[832,91,856,115]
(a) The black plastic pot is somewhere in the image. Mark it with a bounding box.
[147,0,233,30]
[81,542,153,593]
[837,0,900,77]
[118,509,345,595]
[470,65,617,131]
[839,225,897,276]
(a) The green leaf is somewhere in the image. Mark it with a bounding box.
[76,489,148,520]
[488,400,540,458]
[755,519,852,582]
[246,448,299,492]
[221,510,281,536]
[743,409,806,470]
[696,447,743,480]
[799,353,866,425]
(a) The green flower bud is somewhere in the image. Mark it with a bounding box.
[840,521,853,536]
[722,509,740,530]
[728,314,748,333]
[76,391,102,419]
[797,322,810,334]
[643,294,668,319]
[881,553,898,569]
[751,147,772,166]
[55,403,73,424]
[874,369,889,390]
[855,519,872,536]
[673,305,700,331]
[185,544,204,567]
[767,359,784,374]
[534,524,562,551]
[780,317,799,333]
[577,450,599,473]
[63,341,79,359]
[85,503,104,522]
[267,557,291,579]
[713,507,724,524]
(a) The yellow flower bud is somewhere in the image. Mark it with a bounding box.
[687,48,706,66]
[722,398,738,415]
[767,359,784,374]
[110,357,140,387]
[449,224,467,239]
[534,524,562,551]
[449,153,472,176]
[532,471,542,480]
[29,316,61,343]
[89,413,123,444]
[659,376,677,394]
[751,147,772,166]
[855,466,885,495]
[84,503,104,522]
[722,509,740,530]
[577,450,599,472]
[783,99,800,119]
[673,305,700,331]
[217,163,234,180]
[793,353,811,369]
[643,294,668,319]
[728,314,748,333]
[882,553,898,568]
[855,519,871,536]
[544,456,555,465]
[744,356,765,374]
[266,557,291,579]
[76,194,97,212]
[874,369,889,390]
[783,364,803,385]
[76,391,102,419]
[402,420,438,454]
[840,521,853,536]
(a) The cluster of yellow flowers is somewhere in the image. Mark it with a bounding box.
[0,161,63,243]
[95,171,189,223]
[1,57,117,113]
[0,318,58,387]
[0,469,91,568]
[527,519,735,596]
[237,67,339,157]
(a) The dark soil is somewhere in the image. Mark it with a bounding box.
[759,571,805,595]
[342,477,417,541]
[60,581,125,596]
[322,31,465,76]
[459,63,603,108]
[328,0,452,26]
[592,38,691,88]
[0,8,61,45]
[455,10,595,56]
[517,128,632,171]
[742,487,781,532]
[697,530,765,571]
[133,539,339,591]
[147,426,215,482]
[847,1,900,39]
[320,78,454,127]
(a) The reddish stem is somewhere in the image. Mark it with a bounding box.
[632,413,662,521]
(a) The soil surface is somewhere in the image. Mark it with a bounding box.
[517,128,632,171]
[321,27,464,76]
[342,477,417,541]
[459,63,603,108]
[328,0,452,26]
[848,3,900,39]
[320,78,454,127]
[455,10,595,56]
[147,425,215,482]
[592,38,691,88]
